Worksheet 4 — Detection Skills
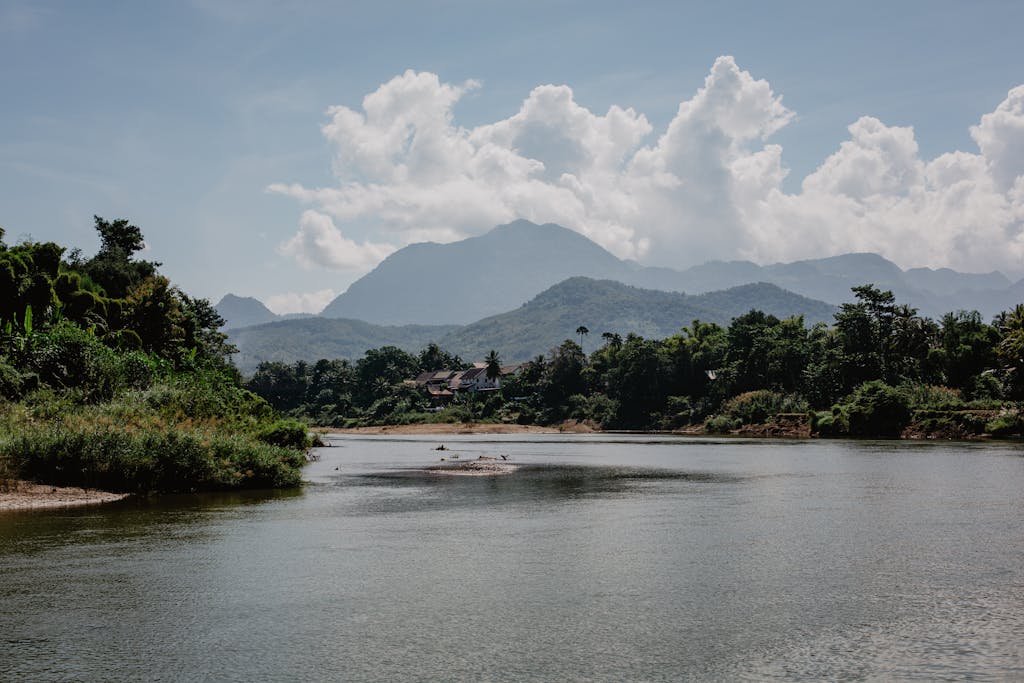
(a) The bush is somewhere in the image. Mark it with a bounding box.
[0,361,23,400]
[255,418,312,450]
[661,396,695,429]
[719,390,808,425]
[985,411,1022,437]
[25,321,124,402]
[515,405,537,425]
[842,381,912,438]
[810,410,845,437]
[142,375,273,425]
[704,414,741,434]
[901,384,964,411]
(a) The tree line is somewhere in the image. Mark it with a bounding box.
[247,284,1024,438]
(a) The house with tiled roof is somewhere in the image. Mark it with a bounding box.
[409,361,521,402]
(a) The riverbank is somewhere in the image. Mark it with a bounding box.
[0,481,130,511]
[327,420,597,435]
[325,416,1012,441]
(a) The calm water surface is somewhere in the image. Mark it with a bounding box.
[2,435,1023,681]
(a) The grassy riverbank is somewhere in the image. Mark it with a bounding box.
[0,381,309,494]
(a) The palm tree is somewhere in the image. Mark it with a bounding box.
[576,325,589,350]
[485,349,501,382]
[601,331,622,348]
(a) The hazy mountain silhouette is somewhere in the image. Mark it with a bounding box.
[315,220,1018,323]
[216,294,279,330]
[319,219,641,325]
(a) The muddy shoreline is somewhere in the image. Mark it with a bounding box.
[0,481,130,512]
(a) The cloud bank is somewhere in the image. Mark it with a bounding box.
[265,287,338,315]
[271,58,1024,276]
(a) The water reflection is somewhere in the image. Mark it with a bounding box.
[342,464,742,515]
[0,488,303,556]
[2,435,1023,682]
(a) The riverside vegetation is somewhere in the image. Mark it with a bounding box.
[0,218,309,495]
[246,285,1024,439]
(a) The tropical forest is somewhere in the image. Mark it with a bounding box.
[0,217,309,494]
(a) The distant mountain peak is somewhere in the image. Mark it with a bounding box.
[215,293,278,330]
[319,219,625,325]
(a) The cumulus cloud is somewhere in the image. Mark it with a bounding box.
[278,210,395,270]
[272,60,1024,276]
[265,288,338,316]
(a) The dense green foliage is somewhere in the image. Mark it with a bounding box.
[247,285,1024,438]
[244,344,467,426]
[0,218,307,493]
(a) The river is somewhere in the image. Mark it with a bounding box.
[2,434,1023,681]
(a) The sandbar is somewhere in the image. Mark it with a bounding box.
[0,481,129,511]
[425,460,520,476]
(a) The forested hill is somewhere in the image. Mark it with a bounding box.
[441,278,836,362]
[226,277,835,371]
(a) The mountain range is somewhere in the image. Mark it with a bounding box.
[318,220,1024,323]
[222,220,1020,328]
[216,220,1024,372]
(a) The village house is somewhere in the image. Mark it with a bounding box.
[409,362,522,405]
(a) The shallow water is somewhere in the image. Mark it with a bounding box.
[2,435,1023,681]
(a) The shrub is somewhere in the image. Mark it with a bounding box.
[515,405,537,425]
[719,390,808,425]
[661,396,695,429]
[966,373,1004,403]
[842,381,912,438]
[704,414,741,434]
[26,321,124,402]
[142,375,273,425]
[985,411,1022,437]
[118,351,158,391]
[901,384,964,411]
[255,418,312,450]
[817,408,850,437]
[0,361,22,400]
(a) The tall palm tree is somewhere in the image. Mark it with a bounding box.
[576,325,589,350]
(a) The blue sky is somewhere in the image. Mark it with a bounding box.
[2,1,1023,312]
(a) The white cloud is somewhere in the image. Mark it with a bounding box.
[970,85,1024,192]
[265,288,338,315]
[273,60,1024,277]
[278,210,395,270]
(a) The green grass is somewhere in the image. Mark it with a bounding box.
[0,382,307,494]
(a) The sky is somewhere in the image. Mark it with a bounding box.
[2,0,1023,314]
